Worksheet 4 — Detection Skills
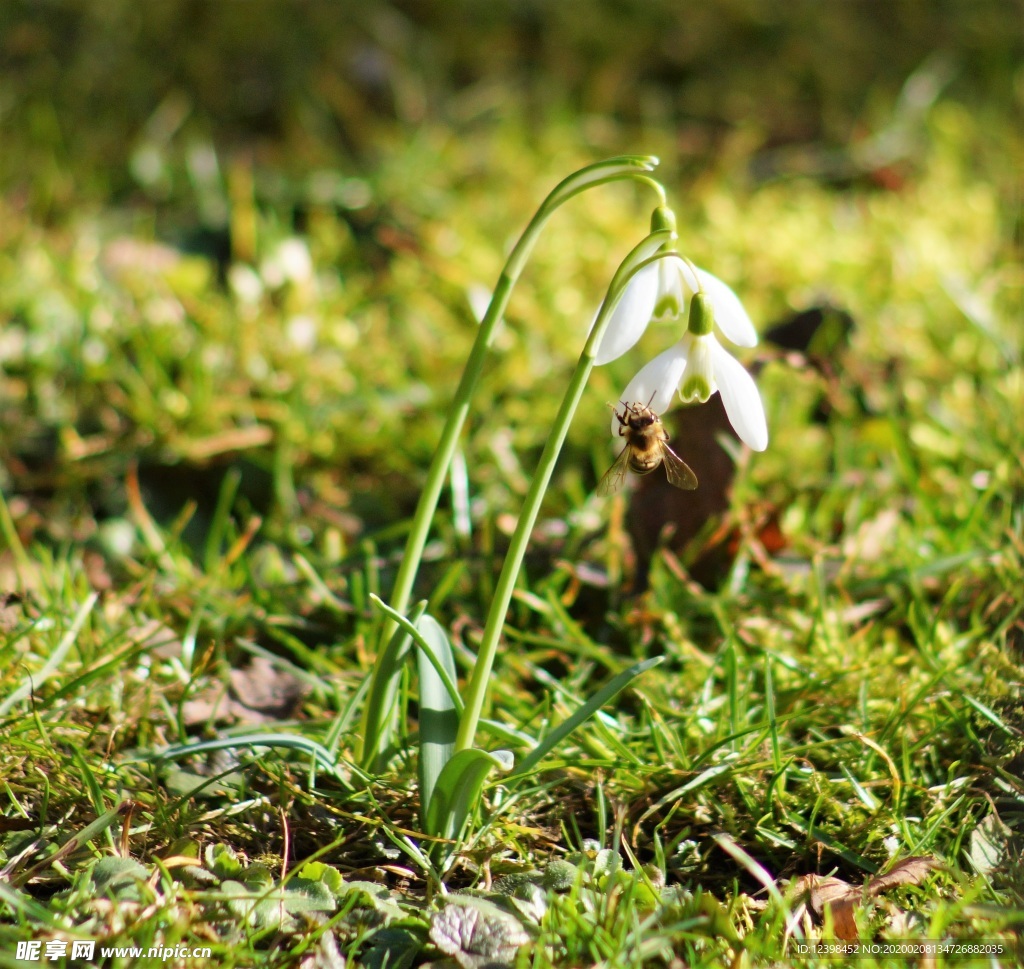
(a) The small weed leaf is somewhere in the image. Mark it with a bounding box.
[296,861,346,897]
[205,843,245,880]
[429,895,530,969]
[338,881,408,924]
[278,878,336,913]
[89,856,150,900]
[360,926,426,969]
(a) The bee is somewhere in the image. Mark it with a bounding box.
[597,399,699,496]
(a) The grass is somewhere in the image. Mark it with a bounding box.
[2,31,1024,968]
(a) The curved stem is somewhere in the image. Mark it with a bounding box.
[454,232,673,753]
[360,156,662,768]
[385,158,660,626]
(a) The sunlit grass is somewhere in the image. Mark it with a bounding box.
[1,85,1022,967]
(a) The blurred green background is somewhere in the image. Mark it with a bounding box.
[1,0,1021,572]
[3,0,1021,208]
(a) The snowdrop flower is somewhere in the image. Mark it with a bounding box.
[593,248,758,364]
[591,206,675,365]
[614,279,768,452]
[591,260,659,364]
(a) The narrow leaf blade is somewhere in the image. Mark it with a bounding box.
[426,748,513,840]
[511,656,663,777]
[416,614,460,827]
[360,599,427,771]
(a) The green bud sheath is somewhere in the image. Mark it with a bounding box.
[687,291,714,336]
[650,205,677,236]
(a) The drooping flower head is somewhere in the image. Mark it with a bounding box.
[610,266,765,450]
[588,202,767,452]
[610,256,768,452]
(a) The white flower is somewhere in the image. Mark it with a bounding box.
[592,255,757,365]
[592,261,658,365]
[613,290,768,452]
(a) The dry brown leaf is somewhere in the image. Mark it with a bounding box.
[182,657,306,726]
[791,856,940,942]
[866,855,940,896]
[229,656,305,719]
[830,897,859,941]
[791,874,861,940]
[792,873,858,917]
[181,685,232,727]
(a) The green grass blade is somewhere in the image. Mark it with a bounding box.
[147,733,341,775]
[510,656,663,778]
[415,614,460,829]
[203,466,242,573]
[69,746,117,851]
[0,591,98,717]
[0,489,33,592]
[0,878,60,926]
[11,801,132,888]
[764,654,782,773]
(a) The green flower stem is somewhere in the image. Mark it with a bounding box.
[383,157,662,627]
[454,232,673,753]
[360,157,662,767]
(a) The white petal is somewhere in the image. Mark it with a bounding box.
[611,342,688,436]
[592,262,658,365]
[711,341,768,451]
[696,268,758,348]
[653,256,685,320]
[675,257,701,294]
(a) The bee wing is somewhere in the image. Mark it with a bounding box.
[597,445,633,496]
[661,444,699,491]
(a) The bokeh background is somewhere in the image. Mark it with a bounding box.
[1,0,1021,582]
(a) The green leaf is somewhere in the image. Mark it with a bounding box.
[338,881,408,924]
[283,878,337,912]
[297,861,346,897]
[370,595,463,712]
[511,656,663,777]
[361,926,425,969]
[90,857,150,900]
[206,843,245,880]
[360,599,427,771]
[415,613,460,828]
[425,748,513,840]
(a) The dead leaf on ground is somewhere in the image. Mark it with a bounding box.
[183,656,306,727]
[865,856,940,896]
[793,874,858,918]
[791,856,940,941]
